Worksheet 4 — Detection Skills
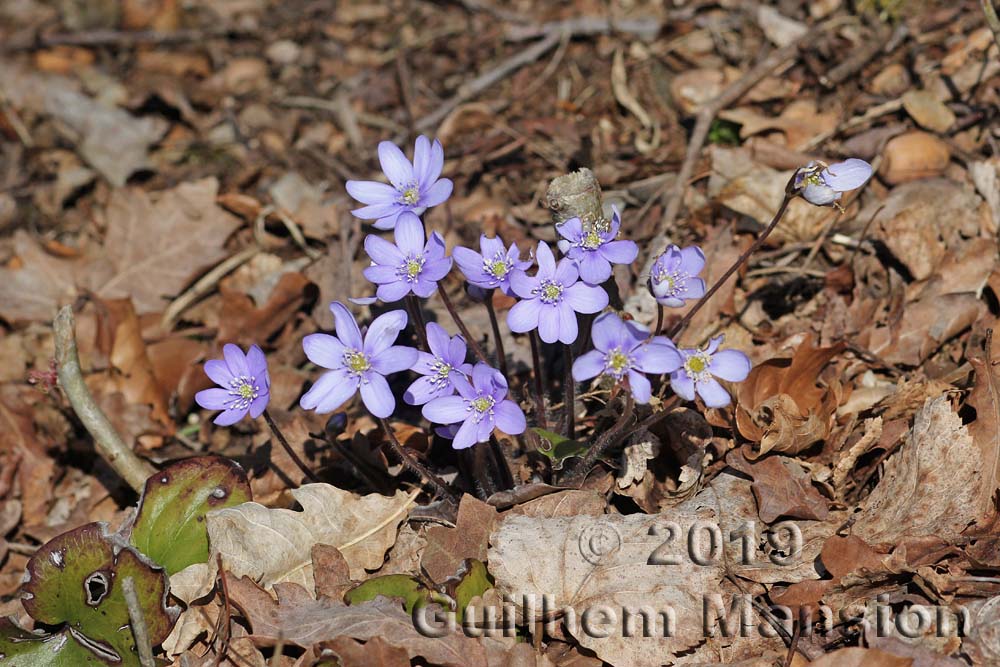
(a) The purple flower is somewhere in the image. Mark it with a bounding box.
[507,242,609,345]
[555,209,638,285]
[422,362,526,449]
[195,344,270,426]
[794,158,873,206]
[452,235,532,296]
[346,136,454,230]
[572,313,683,404]
[649,245,706,308]
[670,335,751,408]
[404,322,473,405]
[363,212,452,302]
[300,302,419,418]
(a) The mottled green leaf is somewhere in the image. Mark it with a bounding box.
[0,620,112,666]
[130,456,251,575]
[533,428,588,469]
[22,523,179,664]
[345,574,449,614]
[453,559,492,624]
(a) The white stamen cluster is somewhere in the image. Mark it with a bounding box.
[227,375,260,410]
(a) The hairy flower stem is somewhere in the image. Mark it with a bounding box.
[563,344,575,439]
[404,294,430,351]
[561,392,635,486]
[263,410,320,483]
[438,286,489,364]
[379,417,459,501]
[668,189,794,340]
[529,331,549,431]
[654,304,664,337]
[484,294,509,379]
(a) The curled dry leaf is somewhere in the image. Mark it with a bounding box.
[736,335,844,458]
[420,494,498,584]
[727,449,829,522]
[882,132,951,185]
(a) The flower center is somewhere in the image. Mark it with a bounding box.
[536,279,564,304]
[344,350,371,376]
[653,268,687,297]
[580,229,603,250]
[803,172,824,186]
[399,185,420,206]
[227,376,259,410]
[485,253,511,280]
[430,359,453,387]
[472,396,494,413]
[684,353,712,381]
[605,349,631,377]
[398,255,425,282]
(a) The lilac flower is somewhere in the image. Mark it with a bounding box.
[507,242,609,345]
[572,313,683,404]
[363,212,452,302]
[555,209,638,285]
[670,335,751,408]
[452,235,532,296]
[300,302,419,418]
[649,245,706,308]
[794,158,873,206]
[404,322,473,405]
[346,136,454,230]
[422,362,526,449]
[195,344,270,426]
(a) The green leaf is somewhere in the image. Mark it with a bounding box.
[22,523,179,665]
[453,559,492,624]
[532,428,588,469]
[345,575,449,614]
[0,620,112,666]
[708,119,741,146]
[130,455,251,575]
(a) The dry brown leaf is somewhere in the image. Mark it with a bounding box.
[901,91,955,134]
[806,647,912,667]
[727,450,829,522]
[966,337,1000,530]
[227,576,497,665]
[420,494,498,583]
[0,231,84,323]
[312,544,354,601]
[882,132,951,185]
[218,272,317,346]
[321,636,411,667]
[853,396,983,544]
[719,99,838,151]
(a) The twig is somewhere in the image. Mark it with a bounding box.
[505,16,662,42]
[274,209,322,260]
[262,410,320,483]
[820,22,903,88]
[378,417,459,501]
[122,577,156,667]
[416,30,564,132]
[983,0,1000,54]
[54,306,155,493]
[161,246,259,329]
[529,331,549,432]
[2,28,241,51]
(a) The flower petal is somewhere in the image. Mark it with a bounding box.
[330,302,363,349]
[404,375,445,405]
[678,246,706,276]
[300,369,357,413]
[364,309,409,356]
[356,373,393,418]
[556,217,583,242]
[421,139,445,185]
[451,417,479,449]
[302,333,347,369]
[420,179,453,208]
[346,180,397,205]
[590,312,626,352]
[394,212,425,255]
[196,387,231,410]
[556,303,578,345]
[371,345,419,374]
[801,183,840,206]
[223,344,249,378]
[627,370,652,404]
[363,264,398,285]
[577,252,611,285]
[535,242,556,278]
[246,345,268,380]
[248,394,269,419]
[507,298,542,333]
[696,377,731,408]
[572,350,605,381]
[633,343,683,374]
[374,211,403,230]
[538,306,560,343]
[600,239,638,265]
[509,271,537,299]
[822,158,872,191]
[425,322,450,358]
[365,233,405,266]
[213,407,247,426]
[563,283,608,314]
[377,280,412,302]
[204,359,234,387]
[447,336,468,367]
[423,395,467,424]
[670,371,696,401]
[412,135,431,185]
[422,256,453,282]
[378,141,414,189]
[708,349,751,382]
[351,202,400,220]
[553,257,579,285]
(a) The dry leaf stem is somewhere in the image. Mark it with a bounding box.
[122,576,156,667]
[982,0,1000,54]
[563,344,575,439]
[379,417,459,500]
[529,331,549,432]
[54,305,155,493]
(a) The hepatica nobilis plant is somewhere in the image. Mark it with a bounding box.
[195,136,872,499]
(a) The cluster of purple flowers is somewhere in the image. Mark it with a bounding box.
[194,136,872,455]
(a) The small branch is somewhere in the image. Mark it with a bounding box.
[529,331,549,431]
[379,417,459,501]
[262,410,320,484]
[437,288,489,364]
[54,306,155,493]
[122,577,156,667]
[983,0,1000,54]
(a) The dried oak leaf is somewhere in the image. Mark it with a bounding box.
[227,576,495,666]
[736,335,844,458]
[727,449,829,522]
[0,231,84,323]
[90,178,241,314]
[967,337,1000,529]
[420,494,498,583]
[806,647,912,667]
[853,396,984,544]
